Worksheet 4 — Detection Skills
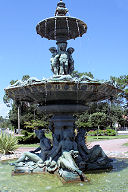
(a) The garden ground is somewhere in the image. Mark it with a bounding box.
[1,137,128,161]
[12,138,128,159]
[89,138,128,158]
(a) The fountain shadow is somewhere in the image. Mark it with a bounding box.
[111,158,128,173]
[85,158,128,174]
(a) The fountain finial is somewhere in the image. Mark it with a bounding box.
[55,0,68,16]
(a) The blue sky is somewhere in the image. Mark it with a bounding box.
[0,0,128,117]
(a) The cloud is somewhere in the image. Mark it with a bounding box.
[0,102,10,118]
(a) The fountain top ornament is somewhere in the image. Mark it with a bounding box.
[36,0,87,41]
[55,0,68,16]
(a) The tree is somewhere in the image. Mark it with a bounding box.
[24,119,49,130]
[0,116,12,129]
[89,112,107,139]
[110,75,128,106]
[75,112,91,129]
[3,75,31,132]
[3,75,30,107]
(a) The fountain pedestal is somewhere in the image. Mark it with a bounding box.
[39,104,88,141]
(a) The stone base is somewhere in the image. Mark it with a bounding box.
[58,169,87,183]
[12,168,87,183]
[12,170,88,183]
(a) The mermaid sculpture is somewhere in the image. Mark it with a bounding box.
[11,129,52,173]
[75,128,112,170]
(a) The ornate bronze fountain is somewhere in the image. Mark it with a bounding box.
[5,0,120,182]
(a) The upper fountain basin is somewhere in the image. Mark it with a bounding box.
[36,16,87,40]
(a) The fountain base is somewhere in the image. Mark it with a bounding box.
[10,103,113,182]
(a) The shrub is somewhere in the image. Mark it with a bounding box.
[0,133,18,154]
[105,129,116,136]
[87,130,97,136]
[17,130,39,144]
[87,129,116,136]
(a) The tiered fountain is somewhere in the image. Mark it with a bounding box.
[5,0,120,182]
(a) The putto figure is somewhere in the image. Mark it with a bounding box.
[59,43,69,75]
[49,47,59,75]
[67,47,74,74]
[49,43,75,76]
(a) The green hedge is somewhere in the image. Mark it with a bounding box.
[88,129,116,136]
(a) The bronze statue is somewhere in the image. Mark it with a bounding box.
[11,130,52,169]
[67,47,74,74]
[49,43,75,76]
[49,47,59,75]
[76,128,112,170]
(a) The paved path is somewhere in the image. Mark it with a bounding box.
[17,139,128,158]
[16,147,36,153]
[90,138,128,158]
[1,139,128,161]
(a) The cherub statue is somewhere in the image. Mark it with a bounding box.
[58,43,69,75]
[67,47,74,74]
[49,47,60,75]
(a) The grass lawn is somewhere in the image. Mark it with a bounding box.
[17,132,52,148]
[87,135,128,143]
[123,143,128,147]
[17,144,39,148]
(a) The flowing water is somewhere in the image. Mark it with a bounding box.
[0,159,128,192]
[45,20,47,37]
[76,82,79,104]
[76,20,81,37]
[44,82,48,114]
[54,18,57,40]
[66,18,70,39]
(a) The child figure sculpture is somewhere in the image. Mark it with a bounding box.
[49,43,75,76]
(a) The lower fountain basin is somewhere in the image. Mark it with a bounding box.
[5,80,120,106]
[0,159,128,192]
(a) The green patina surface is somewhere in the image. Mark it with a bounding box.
[0,159,128,192]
